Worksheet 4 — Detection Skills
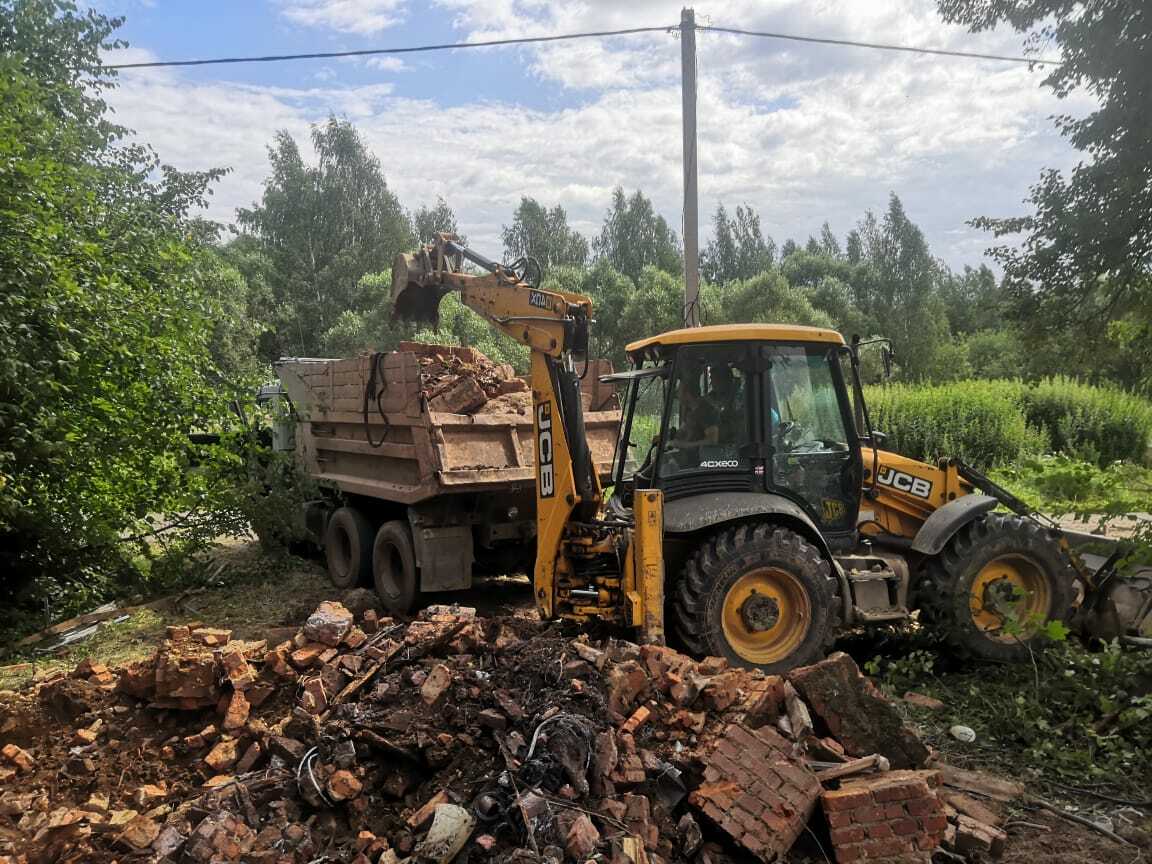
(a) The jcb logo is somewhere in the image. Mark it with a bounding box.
[537,401,555,498]
[528,290,550,310]
[876,466,933,499]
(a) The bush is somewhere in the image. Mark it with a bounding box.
[864,380,1045,467]
[865,378,1152,468]
[1021,376,1152,465]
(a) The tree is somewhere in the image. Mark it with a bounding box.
[0,0,231,608]
[709,272,833,330]
[501,197,588,271]
[851,194,953,378]
[236,118,413,358]
[939,0,1152,378]
[701,203,776,284]
[413,196,464,245]
[593,187,681,284]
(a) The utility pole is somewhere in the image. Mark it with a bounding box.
[680,7,700,328]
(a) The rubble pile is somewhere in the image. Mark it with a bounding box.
[400,342,531,416]
[0,601,1015,864]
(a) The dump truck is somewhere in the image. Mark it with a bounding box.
[384,235,1152,672]
[270,341,621,611]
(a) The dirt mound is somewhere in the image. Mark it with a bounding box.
[0,603,1012,864]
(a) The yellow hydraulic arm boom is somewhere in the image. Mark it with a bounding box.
[390,235,604,617]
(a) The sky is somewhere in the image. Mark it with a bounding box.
[94,0,1091,271]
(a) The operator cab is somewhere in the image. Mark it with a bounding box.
[606,324,864,546]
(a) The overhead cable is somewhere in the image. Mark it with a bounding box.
[698,24,1057,66]
[106,25,677,69]
[106,21,1059,71]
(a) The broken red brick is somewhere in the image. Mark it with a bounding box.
[620,705,651,735]
[203,739,239,772]
[327,770,363,802]
[788,653,930,769]
[690,723,820,861]
[565,813,600,860]
[420,664,452,706]
[1,744,34,774]
[303,601,355,647]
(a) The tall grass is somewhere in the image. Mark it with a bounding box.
[1020,377,1152,466]
[863,378,1152,468]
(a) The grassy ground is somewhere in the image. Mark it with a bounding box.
[0,543,335,691]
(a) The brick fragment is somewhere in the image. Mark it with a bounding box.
[1,744,34,774]
[788,653,929,768]
[420,664,453,706]
[690,723,820,861]
[204,739,239,772]
[565,814,600,860]
[303,601,354,646]
[822,787,873,812]
[327,770,363,801]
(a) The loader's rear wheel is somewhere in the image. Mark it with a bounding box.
[373,520,418,614]
[917,514,1076,662]
[672,523,840,673]
[325,506,374,589]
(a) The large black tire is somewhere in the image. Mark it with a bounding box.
[324,507,374,589]
[672,523,841,673]
[916,514,1076,662]
[372,520,419,615]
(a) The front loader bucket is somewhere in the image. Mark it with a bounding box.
[391,251,451,326]
[1066,534,1152,645]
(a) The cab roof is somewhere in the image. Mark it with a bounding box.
[625,323,846,354]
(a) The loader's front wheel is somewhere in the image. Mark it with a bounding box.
[373,520,419,614]
[672,523,840,673]
[917,514,1076,662]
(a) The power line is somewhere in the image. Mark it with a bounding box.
[698,24,1057,66]
[105,21,1060,72]
[105,25,677,69]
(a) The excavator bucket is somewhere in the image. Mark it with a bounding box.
[390,250,451,326]
[1068,536,1152,645]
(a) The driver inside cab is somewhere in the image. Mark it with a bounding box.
[668,373,720,451]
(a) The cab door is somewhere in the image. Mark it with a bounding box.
[762,343,862,544]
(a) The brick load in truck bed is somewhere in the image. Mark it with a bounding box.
[272,342,620,504]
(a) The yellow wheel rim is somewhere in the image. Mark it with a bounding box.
[720,568,811,665]
[969,554,1050,642]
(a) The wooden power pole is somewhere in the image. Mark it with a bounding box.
[680,7,700,327]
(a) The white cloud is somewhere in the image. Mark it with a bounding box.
[364,56,406,72]
[276,0,407,35]
[103,0,1093,270]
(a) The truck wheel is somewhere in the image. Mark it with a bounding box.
[672,523,840,673]
[325,507,374,589]
[373,520,418,614]
[916,514,1076,662]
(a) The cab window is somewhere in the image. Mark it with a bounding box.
[659,345,751,477]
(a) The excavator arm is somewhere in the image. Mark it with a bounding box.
[390,235,606,618]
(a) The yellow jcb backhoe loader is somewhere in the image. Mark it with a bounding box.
[391,235,1152,671]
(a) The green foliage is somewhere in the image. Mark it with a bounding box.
[0,0,243,612]
[502,197,588,270]
[700,203,776,284]
[991,454,1152,514]
[871,639,1152,790]
[939,0,1152,392]
[593,187,681,284]
[235,117,413,359]
[866,378,1152,467]
[413,196,464,246]
[958,329,1027,380]
[1020,376,1152,465]
[864,380,1044,467]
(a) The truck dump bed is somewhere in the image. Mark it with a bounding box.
[274,342,620,504]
